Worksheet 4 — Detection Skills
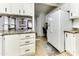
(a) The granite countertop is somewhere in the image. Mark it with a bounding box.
[64,30,79,33]
[0,30,35,35]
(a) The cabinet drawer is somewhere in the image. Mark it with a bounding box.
[25,33,35,37]
[20,33,35,40]
[20,37,35,40]
[20,39,35,46]
[20,45,35,55]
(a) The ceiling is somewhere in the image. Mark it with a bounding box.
[35,3,61,17]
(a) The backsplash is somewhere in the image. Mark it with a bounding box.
[72,18,79,28]
[0,15,33,32]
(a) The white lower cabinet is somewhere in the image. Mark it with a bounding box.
[65,32,79,56]
[20,44,35,56]
[4,34,20,56]
[19,33,35,56]
[3,33,35,56]
[0,36,2,56]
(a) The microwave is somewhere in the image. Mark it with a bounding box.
[18,18,32,31]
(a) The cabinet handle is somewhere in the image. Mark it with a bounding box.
[23,10,25,14]
[25,49,30,52]
[73,35,74,37]
[19,9,21,14]
[20,37,30,40]
[71,13,72,16]
[5,8,7,12]
[25,36,30,37]
[25,41,30,43]
[66,34,67,37]
[20,38,25,40]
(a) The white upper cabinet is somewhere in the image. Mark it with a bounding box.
[10,4,22,15]
[0,4,12,14]
[11,3,34,16]
[0,3,34,16]
[5,4,12,14]
[70,4,79,19]
[57,3,79,19]
[0,4,7,13]
[23,3,34,16]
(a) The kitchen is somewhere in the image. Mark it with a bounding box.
[0,3,35,56]
[0,3,79,56]
[35,3,79,56]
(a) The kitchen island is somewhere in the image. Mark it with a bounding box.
[0,31,36,56]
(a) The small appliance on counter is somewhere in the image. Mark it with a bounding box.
[18,18,26,30]
[27,18,32,31]
[17,17,32,32]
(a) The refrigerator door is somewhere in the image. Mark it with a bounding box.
[47,10,72,52]
[47,14,59,50]
[47,17,53,33]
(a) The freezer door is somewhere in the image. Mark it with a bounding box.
[47,10,72,52]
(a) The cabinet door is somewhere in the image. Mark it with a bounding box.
[23,3,34,16]
[11,3,33,15]
[0,36,2,56]
[65,33,71,52]
[75,34,79,55]
[70,4,79,18]
[65,32,75,55]
[4,34,20,56]
[10,4,20,15]
[20,44,35,56]
[0,4,12,14]
[0,4,7,13]
[5,4,12,14]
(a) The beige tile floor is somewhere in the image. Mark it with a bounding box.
[35,37,71,56]
[35,37,48,56]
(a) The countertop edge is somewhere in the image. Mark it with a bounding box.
[64,30,79,33]
[0,32,36,36]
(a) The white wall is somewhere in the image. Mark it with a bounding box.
[57,3,71,12]
[47,3,71,16]
[36,13,46,36]
[73,18,79,28]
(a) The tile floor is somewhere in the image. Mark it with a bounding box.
[35,37,71,56]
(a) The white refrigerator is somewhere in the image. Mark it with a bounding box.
[47,10,72,52]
